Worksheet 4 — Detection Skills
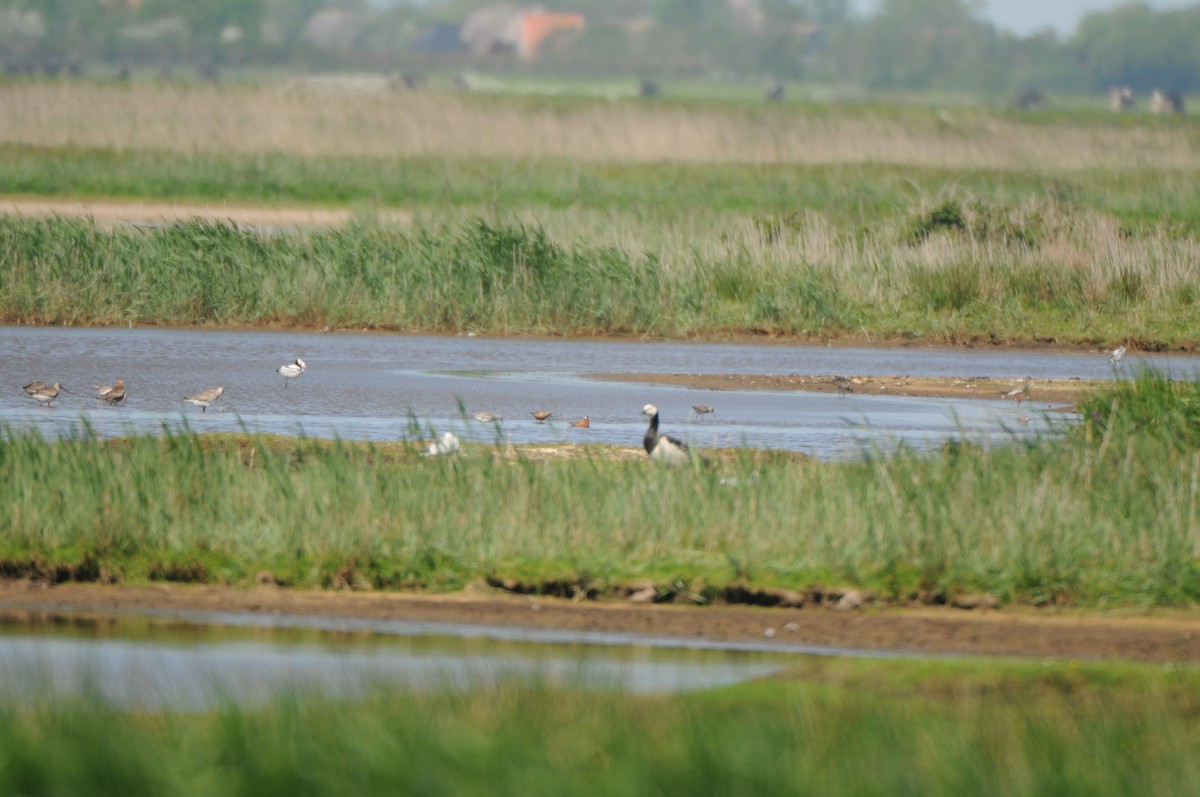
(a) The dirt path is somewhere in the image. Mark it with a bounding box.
[0,197,411,228]
[2,581,1197,664]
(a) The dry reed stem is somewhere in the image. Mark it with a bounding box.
[3,82,1198,170]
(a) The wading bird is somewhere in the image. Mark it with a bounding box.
[571,416,590,428]
[473,412,502,424]
[642,404,690,467]
[531,410,552,423]
[185,386,225,412]
[92,379,126,405]
[1003,377,1032,407]
[22,380,47,396]
[27,382,69,407]
[692,404,714,421]
[277,358,307,388]
[1109,345,1127,365]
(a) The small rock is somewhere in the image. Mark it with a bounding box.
[952,593,999,610]
[834,589,865,611]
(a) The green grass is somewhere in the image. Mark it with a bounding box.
[1,212,1198,346]
[2,657,1198,797]
[2,372,1198,606]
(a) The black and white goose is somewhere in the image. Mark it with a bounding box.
[641,404,691,467]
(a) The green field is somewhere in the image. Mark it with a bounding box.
[3,657,1198,797]
[2,373,1197,607]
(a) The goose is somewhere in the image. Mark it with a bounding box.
[692,404,714,421]
[1003,377,1032,407]
[185,386,225,412]
[1109,345,1126,365]
[531,410,552,423]
[642,404,690,466]
[571,416,590,428]
[277,358,307,388]
[28,382,69,407]
[92,379,126,405]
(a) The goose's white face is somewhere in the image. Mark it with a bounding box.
[642,404,658,417]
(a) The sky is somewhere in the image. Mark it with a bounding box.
[850,0,1199,36]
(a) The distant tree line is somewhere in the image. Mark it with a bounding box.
[2,0,1198,96]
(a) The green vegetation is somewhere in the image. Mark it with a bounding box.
[1,373,1198,606]
[2,658,1199,797]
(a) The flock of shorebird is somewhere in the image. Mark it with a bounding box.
[19,345,1131,465]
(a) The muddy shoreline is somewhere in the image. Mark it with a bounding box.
[2,581,1197,664]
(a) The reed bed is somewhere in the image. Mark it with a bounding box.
[1,374,1197,605]
[1,212,1197,346]
[2,81,1198,170]
[1,659,1198,796]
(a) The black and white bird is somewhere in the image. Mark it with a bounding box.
[1109,345,1127,365]
[642,404,691,467]
[277,358,307,388]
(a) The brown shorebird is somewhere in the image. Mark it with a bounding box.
[27,382,69,407]
[571,416,590,428]
[185,386,225,412]
[23,380,47,396]
[692,404,714,421]
[93,379,126,405]
[531,410,552,423]
[1003,377,1032,406]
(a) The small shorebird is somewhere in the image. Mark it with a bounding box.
[642,404,690,467]
[1109,345,1127,365]
[692,404,714,421]
[185,386,225,412]
[92,379,126,405]
[1003,377,1032,407]
[531,410,552,423]
[571,416,590,428]
[423,432,460,457]
[23,380,47,396]
[277,358,307,388]
[27,382,69,407]
[473,411,503,424]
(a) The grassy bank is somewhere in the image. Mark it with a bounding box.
[1,373,1197,606]
[2,658,1198,796]
[2,213,1198,346]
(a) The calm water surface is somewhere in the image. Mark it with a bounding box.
[4,326,1193,458]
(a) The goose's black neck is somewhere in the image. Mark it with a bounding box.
[643,411,659,453]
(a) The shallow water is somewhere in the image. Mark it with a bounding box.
[3,326,1191,458]
[0,607,817,707]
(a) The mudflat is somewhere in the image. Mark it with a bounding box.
[1,581,1197,663]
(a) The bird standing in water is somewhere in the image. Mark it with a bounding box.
[93,379,126,405]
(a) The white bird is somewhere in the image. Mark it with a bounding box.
[277,358,307,388]
[185,386,225,412]
[27,382,69,407]
[1109,345,1127,365]
[642,404,690,467]
[473,412,503,424]
[423,432,460,457]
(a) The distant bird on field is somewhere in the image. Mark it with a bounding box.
[531,410,552,423]
[642,404,690,467]
[473,412,503,424]
[185,386,225,412]
[23,380,47,396]
[92,379,126,405]
[1003,377,1032,407]
[423,432,460,457]
[27,382,68,407]
[692,404,714,421]
[1109,345,1127,365]
[277,358,306,388]
[571,416,590,428]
